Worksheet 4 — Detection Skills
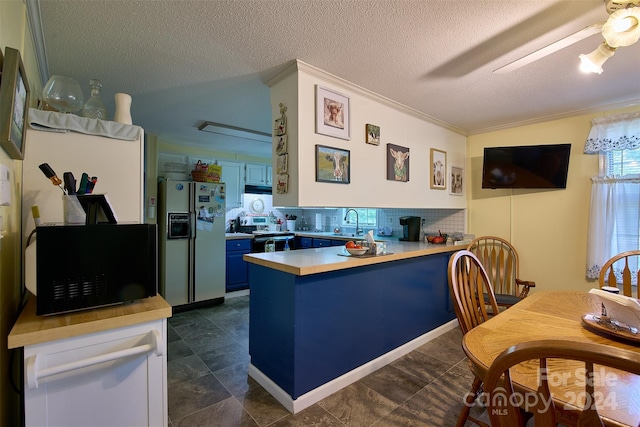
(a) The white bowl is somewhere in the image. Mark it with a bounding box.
[346,247,368,256]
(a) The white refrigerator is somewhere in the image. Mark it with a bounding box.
[158,180,226,306]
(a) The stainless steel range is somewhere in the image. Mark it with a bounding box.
[234,216,296,251]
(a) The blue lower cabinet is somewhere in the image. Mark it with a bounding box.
[297,237,312,249]
[226,239,252,292]
[312,238,331,248]
[331,239,345,246]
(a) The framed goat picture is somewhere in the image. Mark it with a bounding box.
[315,85,350,140]
[430,148,446,189]
[0,47,30,160]
[450,165,463,195]
[387,143,409,182]
[316,144,350,184]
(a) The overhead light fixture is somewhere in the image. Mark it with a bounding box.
[602,6,640,47]
[579,42,616,74]
[198,121,272,143]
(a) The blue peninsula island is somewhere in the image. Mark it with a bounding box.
[243,242,460,413]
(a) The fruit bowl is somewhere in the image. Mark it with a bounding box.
[346,247,369,256]
[426,234,448,244]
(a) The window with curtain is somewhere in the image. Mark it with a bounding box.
[585,111,640,284]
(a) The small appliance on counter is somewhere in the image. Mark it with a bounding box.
[27,223,157,316]
[399,216,421,241]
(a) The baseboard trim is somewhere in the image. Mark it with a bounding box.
[248,318,459,413]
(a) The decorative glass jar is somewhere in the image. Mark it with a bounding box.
[82,79,108,120]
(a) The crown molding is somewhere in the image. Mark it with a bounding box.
[266,59,467,137]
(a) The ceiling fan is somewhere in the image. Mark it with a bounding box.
[494,0,640,74]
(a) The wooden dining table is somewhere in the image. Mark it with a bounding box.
[462,290,640,427]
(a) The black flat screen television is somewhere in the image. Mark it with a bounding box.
[482,144,571,189]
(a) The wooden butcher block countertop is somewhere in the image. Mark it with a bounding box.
[8,295,172,349]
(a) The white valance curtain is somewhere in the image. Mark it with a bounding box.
[584,111,640,282]
[583,111,640,154]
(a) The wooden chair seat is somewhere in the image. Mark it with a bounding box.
[598,250,640,298]
[467,236,535,308]
[483,339,640,427]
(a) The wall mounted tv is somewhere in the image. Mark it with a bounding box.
[482,144,571,189]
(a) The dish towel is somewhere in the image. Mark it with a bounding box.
[28,108,142,141]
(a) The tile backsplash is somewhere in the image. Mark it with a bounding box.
[226,194,466,236]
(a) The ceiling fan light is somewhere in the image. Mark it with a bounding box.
[579,43,616,74]
[602,7,640,47]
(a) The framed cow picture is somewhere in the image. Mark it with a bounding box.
[430,148,446,189]
[315,144,350,184]
[387,143,409,182]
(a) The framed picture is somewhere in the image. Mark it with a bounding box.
[276,174,288,194]
[276,153,288,174]
[275,134,287,155]
[430,148,447,189]
[0,47,30,160]
[450,165,463,195]
[387,143,410,181]
[315,85,350,140]
[316,144,350,184]
[366,123,380,145]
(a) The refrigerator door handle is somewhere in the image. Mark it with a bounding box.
[188,184,196,303]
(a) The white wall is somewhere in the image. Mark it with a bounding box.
[270,61,466,209]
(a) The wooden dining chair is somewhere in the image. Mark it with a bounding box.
[483,339,640,427]
[467,236,535,309]
[599,250,640,298]
[448,249,499,427]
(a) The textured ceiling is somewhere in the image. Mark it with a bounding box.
[34,0,640,157]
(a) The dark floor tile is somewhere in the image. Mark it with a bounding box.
[167,324,181,343]
[183,326,239,355]
[373,405,439,427]
[169,309,208,328]
[399,364,481,427]
[414,334,466,365]
[226,295,250,311]
[168,339,194,362]
[359,364,428,405]
[199,342,251,372]
[168,354,210,386]
[172,396,259,427]
[173,316,219,341]
[234,382,291,426]
[318,381,398,426]
[271,404,343,426]
[168,373,232,421]
[213,361,257,396]
[390,350,456,384]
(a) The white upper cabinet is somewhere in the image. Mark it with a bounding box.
[219,160,243,208]
[245,163,269,185]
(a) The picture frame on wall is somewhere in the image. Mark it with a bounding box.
[0,47,30,160]
[275,134,287,155]
[365,123,380,145]
[450,165,463,195]
[387,143,410,182]
[316,144,350,184]
[315,85,350,140]
[276,154,288,174]
[430,148,446,190]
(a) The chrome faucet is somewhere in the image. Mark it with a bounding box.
[344,209,362,236]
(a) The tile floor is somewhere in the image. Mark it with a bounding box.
[167,295,483,426]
